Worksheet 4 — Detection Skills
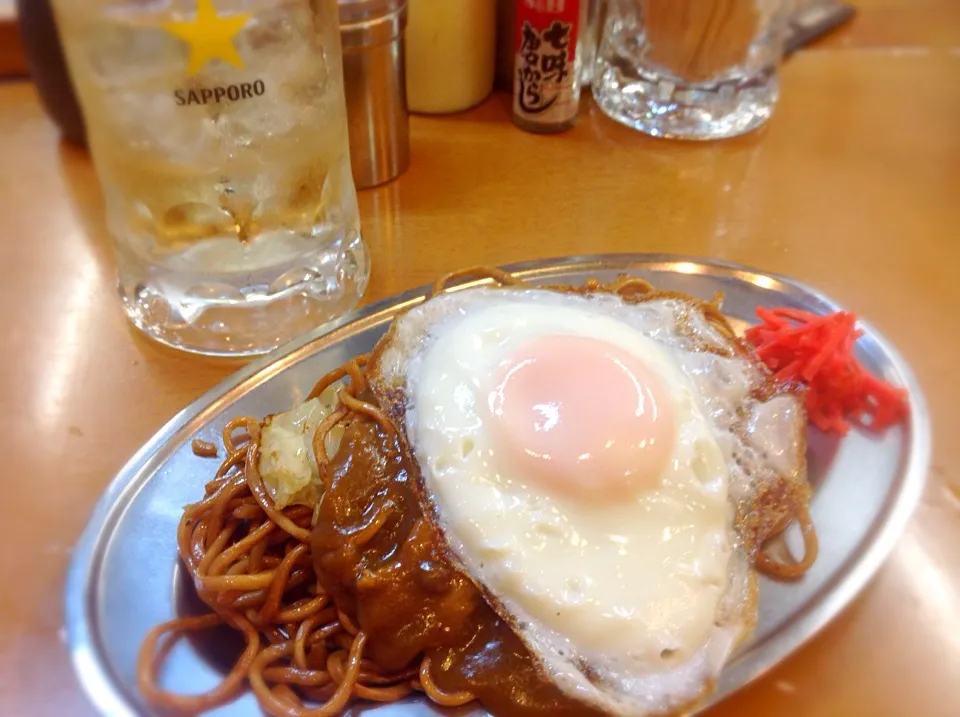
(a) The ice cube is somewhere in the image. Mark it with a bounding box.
[156,201,238,247]
[83,10,183,88]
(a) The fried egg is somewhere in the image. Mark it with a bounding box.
[369,285,808,716]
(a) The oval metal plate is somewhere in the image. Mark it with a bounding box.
[65,254,930,717]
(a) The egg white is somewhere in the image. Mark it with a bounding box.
[405,293,736,706]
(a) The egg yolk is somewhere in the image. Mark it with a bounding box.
[488,334,676,496]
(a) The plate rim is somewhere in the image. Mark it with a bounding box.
[64,253,931,717]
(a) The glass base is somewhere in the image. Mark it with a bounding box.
[119,231,368,358]
[593,60,779,140]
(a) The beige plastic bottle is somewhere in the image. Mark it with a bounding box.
[405,0,497,114]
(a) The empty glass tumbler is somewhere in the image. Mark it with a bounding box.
[52,0,368,356]
[593,0,791,140]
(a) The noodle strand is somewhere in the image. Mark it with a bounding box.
[755,506,819,579]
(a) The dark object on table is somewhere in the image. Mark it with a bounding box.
[784,1,858,57]
[15,0,86,146]
[0,6,29,78]
[495,0,517,91]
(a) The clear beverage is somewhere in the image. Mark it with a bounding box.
[52,0,368,356]
[593,0,790,140]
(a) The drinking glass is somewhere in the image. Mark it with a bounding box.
[593,0,792,140]
[51,0,368,356]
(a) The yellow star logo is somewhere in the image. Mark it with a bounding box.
[163,0,252,76]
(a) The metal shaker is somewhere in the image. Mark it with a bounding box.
[338,0,410,189]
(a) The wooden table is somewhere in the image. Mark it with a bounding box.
[2,2,959,715]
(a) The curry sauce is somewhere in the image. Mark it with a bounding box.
[311,417,606,717]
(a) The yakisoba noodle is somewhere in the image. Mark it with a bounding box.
[137,366,473,714]
[138,267,817,715]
